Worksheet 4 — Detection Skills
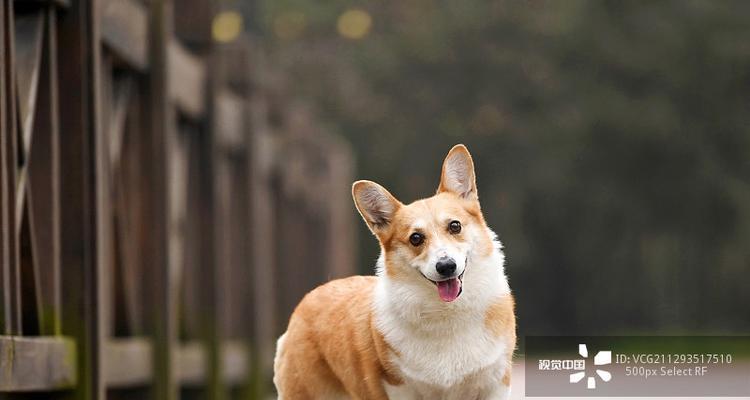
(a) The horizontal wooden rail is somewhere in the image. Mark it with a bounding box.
[102,338,249,389]
[176,341,205,386]
[176,341,249,387]
[169,40,206,118]
[101,0,148,70]
[214,89,246,150]
[0,336,76,391]
[221,341,249,385]
[104,337,153,388]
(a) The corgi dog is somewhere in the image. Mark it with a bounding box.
[274,145,516,399]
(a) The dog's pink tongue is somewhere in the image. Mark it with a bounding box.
[437,278,461,302]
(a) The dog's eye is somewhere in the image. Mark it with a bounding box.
[409,233,424,246]
[448,220,462,234]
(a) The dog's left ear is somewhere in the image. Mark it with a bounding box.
[438,144,477,200]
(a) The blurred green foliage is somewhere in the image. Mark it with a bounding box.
[257,0,750,334]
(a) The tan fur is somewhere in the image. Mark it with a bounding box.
[484,295,516,339]
[486,295,516,384]
[274,276,400,399]
[501,369,511,387]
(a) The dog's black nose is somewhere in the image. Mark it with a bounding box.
[435,257,457,277]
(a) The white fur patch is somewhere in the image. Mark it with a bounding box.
[273,333,287,398]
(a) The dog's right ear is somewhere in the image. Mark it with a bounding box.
[352,180,402,235]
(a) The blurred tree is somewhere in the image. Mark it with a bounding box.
[256,0,750,334]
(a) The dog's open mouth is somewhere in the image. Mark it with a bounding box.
[424,272,464,302]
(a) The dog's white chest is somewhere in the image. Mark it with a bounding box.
[374,271,512,390]
[388,321,508,387]
[384,357,511,400]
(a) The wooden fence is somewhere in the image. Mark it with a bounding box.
[0,0,356,398]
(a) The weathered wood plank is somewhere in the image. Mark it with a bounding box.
[222,341,248,386]
[1,0,9,336]
[206,65,228,398]
[179,123,201,341]
[176,341,249,387]
[177,341,206,386]
[248,94,277,381]
[4,0,22,337]
[104,337,153,387]
[57,0,105,397]
[213,158,234,341]
[168,40,206,118]
[0,335,77,391]
[100,0,148,70]
[144,0,177,398]
[98,53,116,342]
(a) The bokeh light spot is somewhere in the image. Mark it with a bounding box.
[337,9,372,40]
[212,11,243,43]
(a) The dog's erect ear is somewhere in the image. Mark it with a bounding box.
[352,180,402,234]
[438,144,477,200]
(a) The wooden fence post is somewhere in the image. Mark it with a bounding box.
[2,0,22,338]
[248,86,278,393]
[145,0,178,399]
[0,0,8,336]
[57,0,105,398]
